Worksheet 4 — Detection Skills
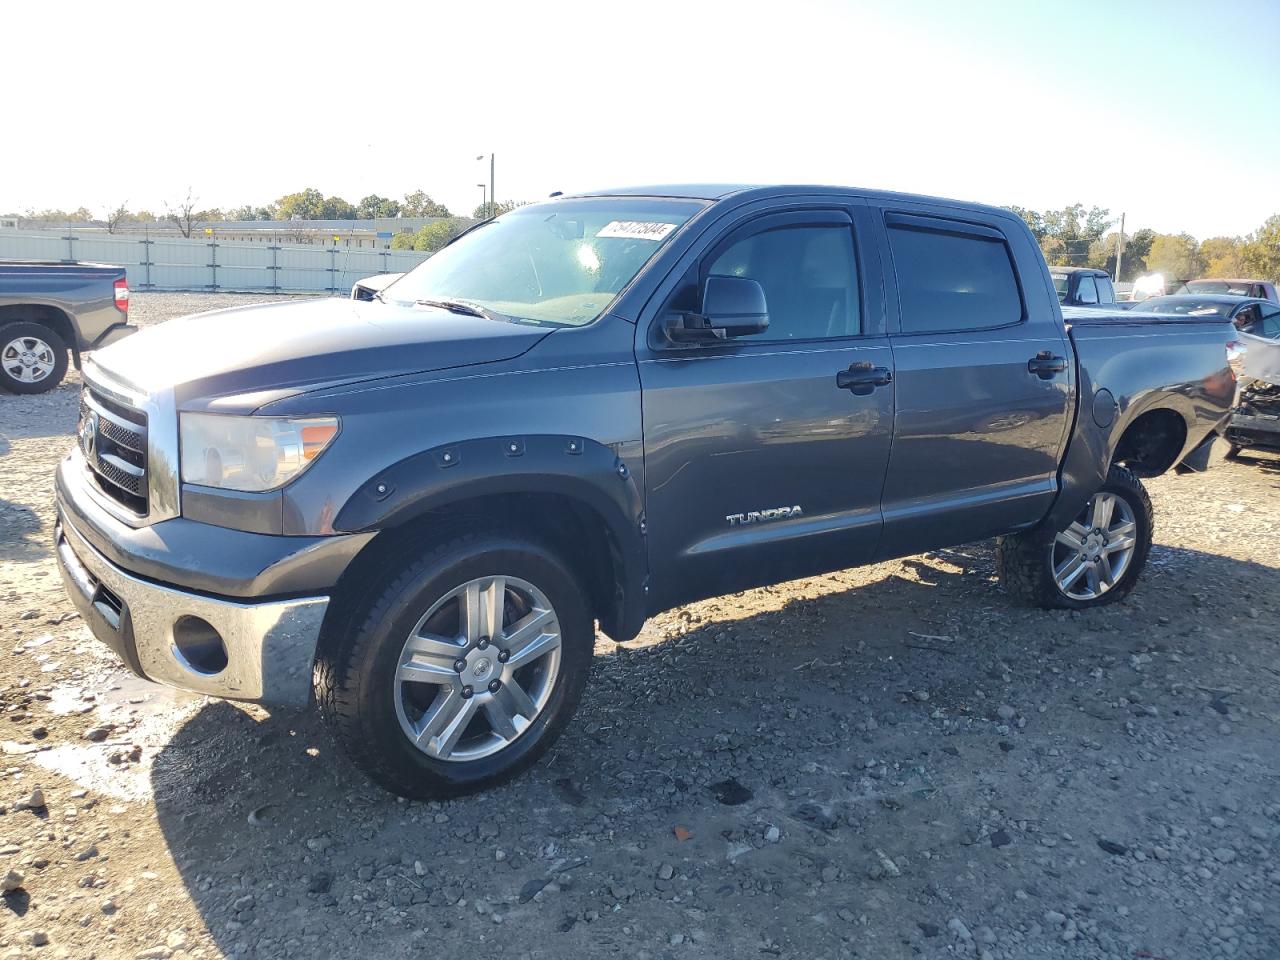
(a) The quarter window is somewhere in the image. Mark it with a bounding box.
[707,225,861,340]
[887,220,1023,333]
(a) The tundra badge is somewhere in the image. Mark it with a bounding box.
[726,505,803,527]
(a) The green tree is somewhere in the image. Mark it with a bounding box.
[389,232,417,250]
[357,195,401,219]
[1240,214,1280,282]
[275,188,327,220]
[1008,203,1112,267]
[1199,236,1246,278]
[228,204,274,221]
[1145,233,1204,282]
[322,196,357,219]
[402,190,451,218]
[471,200,522,220]
[411,219,462,252]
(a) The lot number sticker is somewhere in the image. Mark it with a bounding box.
[596,220,677,241]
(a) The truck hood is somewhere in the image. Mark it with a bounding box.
[90,297,552,406]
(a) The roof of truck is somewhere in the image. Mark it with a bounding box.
[567,184,1019,221]
[1049,266,1109,276]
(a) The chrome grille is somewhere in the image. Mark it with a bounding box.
[80,384,149,515]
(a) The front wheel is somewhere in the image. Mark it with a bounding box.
[315,531,593,798]
[996,465,1153,609]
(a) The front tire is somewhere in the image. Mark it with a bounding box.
[0,322,69,394]
[997,465,1153,609]
[315,530,593,798]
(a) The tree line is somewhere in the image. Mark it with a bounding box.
[1008,203,1280,284]
[6,188,514,242]
[9,191,1279,279]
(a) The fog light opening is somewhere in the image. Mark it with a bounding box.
[171,615,229,675]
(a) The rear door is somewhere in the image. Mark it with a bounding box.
[870,207,1074,558]
[636,201,895,610]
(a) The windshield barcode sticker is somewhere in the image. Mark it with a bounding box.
[596,220,677,242]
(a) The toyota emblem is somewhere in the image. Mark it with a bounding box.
[80,410,99,459]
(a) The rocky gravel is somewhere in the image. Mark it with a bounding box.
[1,293,1278,959]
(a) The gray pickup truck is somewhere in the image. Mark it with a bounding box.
[0,260,135,393]
[54,185,1235,798]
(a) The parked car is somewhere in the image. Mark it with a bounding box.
[1049,266,1119,307]
[0,260,135,393]
[1127,294,1279,330]
[1176,278,1279,303]
[1223,309,1280,458]
[55,184,1235,798]
[350,272,404,301]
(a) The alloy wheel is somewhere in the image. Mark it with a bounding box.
[393,575,561,762]
[2,335,56,383]
[1049,492,1138,601]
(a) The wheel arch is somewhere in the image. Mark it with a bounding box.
[327,436,648,646]
[0,303,79,366]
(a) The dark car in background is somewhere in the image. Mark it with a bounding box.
[1176,278,1279,303]
[1050,266,1118,307]
[0,260,135,393]
[1128,294,1279,330]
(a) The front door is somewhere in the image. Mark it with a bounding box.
[637,206,896,611]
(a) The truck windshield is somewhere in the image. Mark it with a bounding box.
[382,198,705,326]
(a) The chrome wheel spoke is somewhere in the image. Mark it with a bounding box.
[484,690,520,741]
[1090,494,1116,531]
[1085,562,1101,595]
[405,631,465,659]
[1054,553,1088,590]
[1055,527,1085,551]
[427,693,480,759]
[397,658,456,684]
[500,678,538,719]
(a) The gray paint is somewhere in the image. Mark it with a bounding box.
[54,185,1236,705]
[0,261,133,352]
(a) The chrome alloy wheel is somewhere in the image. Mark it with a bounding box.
[2,335,56,384]
[393,575,561,762]
[1050,492,1138,601]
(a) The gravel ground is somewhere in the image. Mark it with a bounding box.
[1,293,1278,960]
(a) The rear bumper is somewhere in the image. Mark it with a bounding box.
[55,511,328,706]
[90,322,137,350]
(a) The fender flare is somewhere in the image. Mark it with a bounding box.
[333,434,648,641]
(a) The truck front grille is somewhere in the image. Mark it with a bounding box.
[80,384,149,515]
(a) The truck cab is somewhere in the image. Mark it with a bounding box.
[1050,266,1118,307]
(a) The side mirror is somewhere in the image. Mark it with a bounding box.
[667,275,770,342]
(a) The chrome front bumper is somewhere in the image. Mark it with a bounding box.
[55,513,328,707]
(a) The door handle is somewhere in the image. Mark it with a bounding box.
[836,362,893,395]
[1027,352,1067,379]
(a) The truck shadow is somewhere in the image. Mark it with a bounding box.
[0,496,47,564]
[148,542,1279,959]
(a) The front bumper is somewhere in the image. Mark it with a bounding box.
[1225,412,1280,452]
[56,515,327,705]
[53,453,367,707]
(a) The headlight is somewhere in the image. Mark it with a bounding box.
[180,413,339,492]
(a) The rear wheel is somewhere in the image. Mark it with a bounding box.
[315,531,592,798]
[997,465,1153,609]
[0,322,68,394]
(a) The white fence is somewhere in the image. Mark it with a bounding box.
[0,231,430,294]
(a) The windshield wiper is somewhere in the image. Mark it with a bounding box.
[415,298,505,322]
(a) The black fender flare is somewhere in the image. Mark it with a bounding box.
[333,435,648,641]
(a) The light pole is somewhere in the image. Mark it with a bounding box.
[476,153,494,217]
[477,184,487,218]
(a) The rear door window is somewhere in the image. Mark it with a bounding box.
[1076,275,1099,304]
[886,215,1023,332]
[1096,276,1115,303]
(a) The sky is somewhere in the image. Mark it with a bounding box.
[4,0,1278,238]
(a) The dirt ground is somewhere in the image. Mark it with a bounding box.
[1,293,1278,960]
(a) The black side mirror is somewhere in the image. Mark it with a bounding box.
[667,275,769,342]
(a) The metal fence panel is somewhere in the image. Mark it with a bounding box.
[0,231,428,293]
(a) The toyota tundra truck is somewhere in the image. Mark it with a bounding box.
[54,185,1235,798]
[1,260,135,393]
